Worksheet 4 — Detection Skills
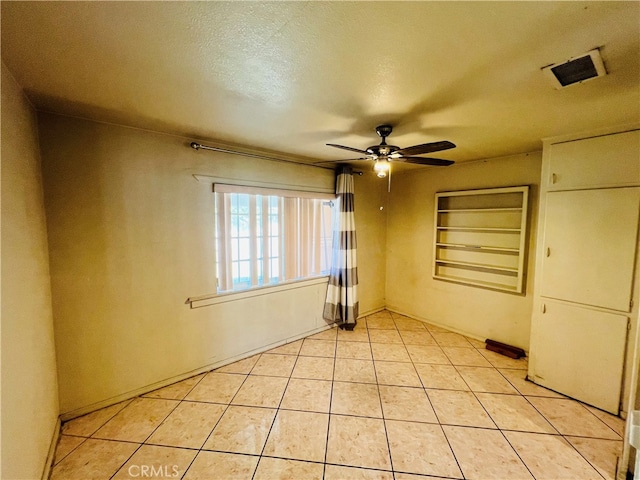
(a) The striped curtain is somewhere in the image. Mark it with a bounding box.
[323,166,359,329]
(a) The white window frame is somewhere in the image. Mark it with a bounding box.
[213,183,336,294]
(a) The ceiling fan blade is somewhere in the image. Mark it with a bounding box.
[395,156,455,166]
[326,143,370,155]
[314,157,370,165]
[394,140,456,157]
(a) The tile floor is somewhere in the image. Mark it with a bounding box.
[51,310,625,480]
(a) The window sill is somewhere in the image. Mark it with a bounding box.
[187,276,330,309]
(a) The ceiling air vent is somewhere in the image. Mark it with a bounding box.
[542,49,607,89]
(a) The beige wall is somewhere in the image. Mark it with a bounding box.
[38,113,387,415]
[385,152,542,350]
[1,62,59,479]
[352,171,388,315]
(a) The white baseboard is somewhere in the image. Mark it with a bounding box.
[384,306,501,349]
[59,323,334,422]
[42,417,61,480]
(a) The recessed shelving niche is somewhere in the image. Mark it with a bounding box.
[433,186,529,293]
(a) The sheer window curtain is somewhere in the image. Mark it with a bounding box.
[323,166,359,329]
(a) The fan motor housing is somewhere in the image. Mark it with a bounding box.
[376,124,393,138]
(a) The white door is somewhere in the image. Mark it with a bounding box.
[529,300,628,413]
[530,187,639,413]
[541,188,640,312]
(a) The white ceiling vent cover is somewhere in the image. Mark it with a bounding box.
[542,49,607,89]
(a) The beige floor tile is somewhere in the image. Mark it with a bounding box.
[216,355,260,374]
[93,397,179,442]
[112,444,197,479]
[292,356,335,380]
[331,382,382,418]
[386,420,462,478]
[333,358,376,383]
[50,438,139,480]
[280,378,332,413]
[584,404,626,437]
[203,405,276,455]
[479,349,528,369]
[395,474,456,480]
[379,385,437,423]
[566,436,622,480]
[393,318,427,331]
[146,401,226,449]
[526,397,621,439]
[231,375,288,408]
[442,346,492,367]
[183,451,258,480]
[443,426,533,480]
[267,339,303,355]
[263,410,329,462]
[53,435,86,465]
[250,353,297,377]
[406,345,451,364]
[465,336,486,348]
[143,374,205,400]
[398,330,437,346]
[504,431,603,480]
[367,310,393,321]
[337,328,370,342]
[308,327,338,340]
[476,392,556,434]
[299,339,337,357]
[326,415,392,471]
[424,323,450,333]
[254,457,324,480]
[414,364,469,391]
[431,332,472,347]
[61,400,132,437]
[336,340,372,360]
[353,318,368,330]
[456,366,518,394]
[324,464,394,479]
[368,329,403,344]
[374,361,422,387]
[498,368,564,398]
[185,372,246,403]
[427,390,496,428]
[366,318,396,330]
[371,343,411,362]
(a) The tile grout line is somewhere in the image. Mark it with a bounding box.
[185,356,261,479]
[320,326,339,480]
[105,396,185,480]
[366,317,398,479]
[407,321,467,479]
[520,393,614,479]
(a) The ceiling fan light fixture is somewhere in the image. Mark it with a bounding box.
[374,159,390,178]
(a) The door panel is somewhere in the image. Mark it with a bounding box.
[547,130,640,190]
[529,300,628,413]
[541,188,640,312]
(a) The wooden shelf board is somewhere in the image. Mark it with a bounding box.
[438,207,523,213]
[435,259,518,273]
[437,226,521,232]
[436,243,520,253]
[434,274,519,292]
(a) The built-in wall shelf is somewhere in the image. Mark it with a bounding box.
[433,186,529,293]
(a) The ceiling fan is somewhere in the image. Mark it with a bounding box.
[319,124,455,178]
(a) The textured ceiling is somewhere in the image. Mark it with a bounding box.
[2,1,639,167]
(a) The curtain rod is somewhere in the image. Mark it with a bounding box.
[190,142,363,175]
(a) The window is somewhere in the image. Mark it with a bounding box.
[214,184,336,293]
